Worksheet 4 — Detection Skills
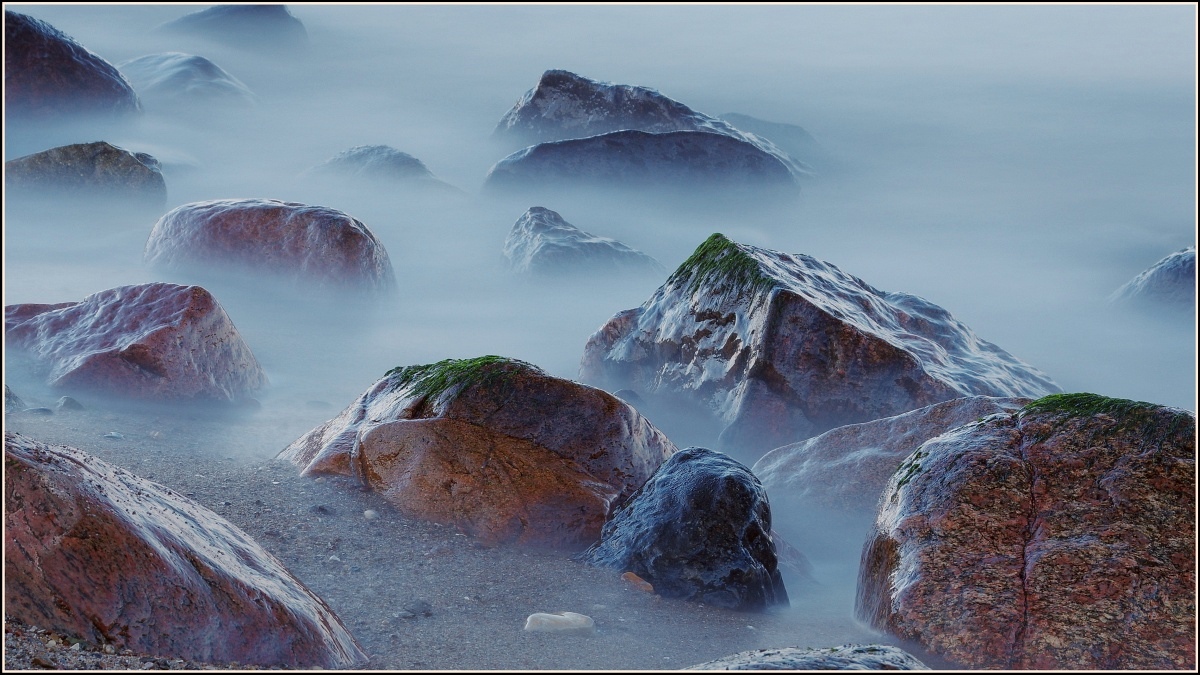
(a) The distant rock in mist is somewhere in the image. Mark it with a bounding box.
[144,198,396,294]
[278,356,677,549]
[155,5,308,52]
[493,69,807,178]
[1109,246,1196,312]
[578,446,788,611]
[4,283,267,403]
[4,432,367,668]
[720,112,827,170]
[308,145,462,193]
[118,52,256,111]
[686,644,930,670]
[5,141,166,209]
[503,207,665,277]
[4,10,141,122]
[4,385,26,414]
[580,233,1061,458]
[755,396,1030,520]
[857,393,1195,669]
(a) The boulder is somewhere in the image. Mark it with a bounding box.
[720,112,826,170]
[856,393,1196,669]
[278,356,677,549]
[4,283,266,403]
[577,447,788,611]
[493,69,806,178]
[143,198,396,294]
[156,5,307,51]
[1109,246,1196,311]
[686,644,930,670]
[308,145,460,192]
[503,207,664,276]
[755,396,1030,520]
[5,142,166,208]
[4,10,140,122]
[4,432,367,668]
[580,233,1060,457]
[118,52,255,110]
[483,130,797,198]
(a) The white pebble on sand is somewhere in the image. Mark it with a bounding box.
[364,509,379,520]
[523,612,595,634]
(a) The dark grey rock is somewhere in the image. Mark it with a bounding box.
[577,447,788,611]
[156,5,307,52]
[686,644,930,670]
[118,52,255,110]
[5,142,166,208]
[503,207,664,276]
[1109,246,1195,311]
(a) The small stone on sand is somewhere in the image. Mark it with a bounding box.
[523,611,595,634]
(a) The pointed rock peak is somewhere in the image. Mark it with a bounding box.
[384,355,543,402]
[667,233,778,296]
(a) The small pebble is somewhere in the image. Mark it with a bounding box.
[70,641,83,650]
[523,611,595,634]
[328,555,342,562]
[104,644,115,654]
[363,509,379,520]
[101,431,123,440]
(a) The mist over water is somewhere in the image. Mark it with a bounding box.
[3,4,1196,667]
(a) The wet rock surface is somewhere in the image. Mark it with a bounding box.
[155,5,308,52]
[4,10,140,122]
[856,393,1196,669]
[581,233,1061,457]
[1109,246,1196,311]
[687,643,930,670]
[4,283,267,403]
[118,52,255,110]
[279,356,677,548]
[578,447,788,611]
[143,198,396,294]
[504,206,665,276]
[4,432,367,668]
[5,141,166,207]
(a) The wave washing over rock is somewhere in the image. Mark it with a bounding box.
[504,206,665,276]
[580,233,1061,457]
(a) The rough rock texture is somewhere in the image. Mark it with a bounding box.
[493,70,806,178]
[4,10,141,122]
[309,145,459,191]
[156,5,307,51]
[755,396,1029,519]
[4,432,367,668]
[720,112,826,170]
[1109,246,1196,310]
[580,234,1060,456]
[856,393,1196,669]
[577,447,788,611]
[686,644,929,670]
[484,130,797,198]
[278,356,677,549]
[4,283,266,402]
[118,52,255,110]
[5,142,166,207]
[144,198,396,293]
[504,207,664,276]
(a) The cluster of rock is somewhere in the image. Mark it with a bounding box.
[503,207,664,276]
[1109,246,1196,312]
[5,141,167,208]
[580,233,1061,456]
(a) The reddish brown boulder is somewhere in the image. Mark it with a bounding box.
[4,432,367,668]
[856,393,1195,669]
[279,356,677,548]
[4,283,266,402]
[144,198,396,293]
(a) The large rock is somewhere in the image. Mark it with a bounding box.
[278,356,677,549]
[4,432,367,668]
[577,447,788,611]
[4,10,140,122]
[856,393,1196,669]
[755,396,1029,520]
[5,141,166,208]
[493,69,806,177]
[308,145,459,192]
[118,52,255,110]
[686,644,929,670]
[483,130,797,198]
[1109,246,1196,311]
[156,5,307,51]
[719,112,826,170]
[580,233,1060,457]
[144,198,396,294]
[503,207,664,276]
[4,283,266,403]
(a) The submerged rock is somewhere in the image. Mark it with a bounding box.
[720,112,826,170]
[504,207,664,276]
[577,447,788,611]
[279,356,676,549]
[4,283,267,403]
[5,142,166,208]
[156,5,307,51]
[580,233,1060,457]
[4,10,140,122]
[144,198,396,294]
[1109,246,1195,311]
[308,145,460,192]
[118,52,255,110]
[4,432,367,668]
[856,393,1195,669]
[687,644,929,670]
